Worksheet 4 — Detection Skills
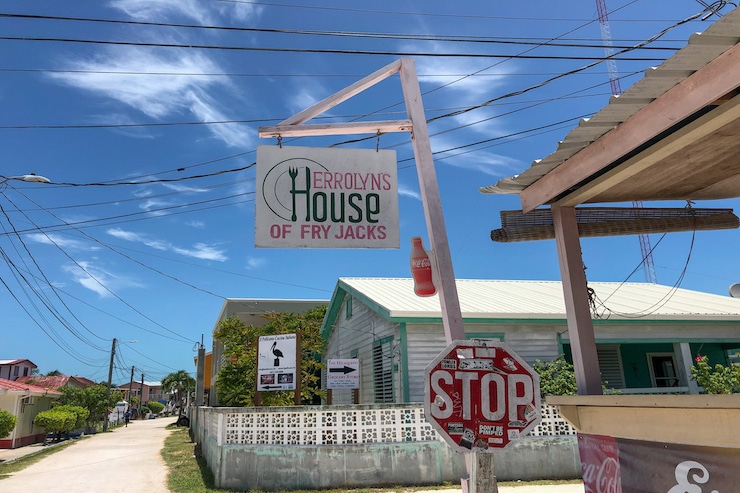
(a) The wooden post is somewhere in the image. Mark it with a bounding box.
[294,332,302,405]
[552,205,603,395]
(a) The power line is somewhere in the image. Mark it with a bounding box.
[0,13,681,51]
[0,35,669,61]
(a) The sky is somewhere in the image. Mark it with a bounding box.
[1,0,739,384]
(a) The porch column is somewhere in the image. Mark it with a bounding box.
[552,206,603,395]
[674,342,700,394]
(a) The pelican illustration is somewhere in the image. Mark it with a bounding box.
[271,341,284,366]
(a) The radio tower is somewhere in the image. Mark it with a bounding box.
[596,0,657,283]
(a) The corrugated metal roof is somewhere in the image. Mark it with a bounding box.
[0,378,62,395]
[339,278,740,321]
[481,7,740,195]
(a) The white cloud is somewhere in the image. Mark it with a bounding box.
[110,0,263,25]
[110,0,218,25]
[25,233,97,250]
[48,47,253,148]
[107,227,227,261]
[398,184,421,201]
[186,220,205,229]
[246,256,266,270]
[162,182,209,193]
[62,261,143,297]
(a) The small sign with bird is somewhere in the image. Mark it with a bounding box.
[257,334,298,391]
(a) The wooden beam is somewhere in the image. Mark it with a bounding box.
[259,120,412,138]
[275,59,402,127]
[399,58,466,344]
[521,41,740,212]
[552,206,603,396]
[555,93,740,207]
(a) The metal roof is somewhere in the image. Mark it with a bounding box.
[338,278,740,321]
[0,378,62,396]
[480,7,740,208]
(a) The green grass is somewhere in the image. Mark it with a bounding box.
[162,424,582,493]
[0,440,77,480]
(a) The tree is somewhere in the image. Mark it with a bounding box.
[214,305,327,407]
[161,370,195,418]
[45,369,62,376]
[0,409,17,439]
[691,355,740,394]
[53,405,89,430]
[533,357,578,397]
[58,384,123,433]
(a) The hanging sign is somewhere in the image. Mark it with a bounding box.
[257,334,297,391]
[255,145,399,248]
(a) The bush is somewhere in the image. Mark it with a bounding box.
[533,356,578,397]
[146,401,165,414]
[34,409,77,440]
[691,355,740,394]
[0,409,17,438]
[52,405,89,429]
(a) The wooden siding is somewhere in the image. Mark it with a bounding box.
[403,323,561,402]
[324,295,399,404]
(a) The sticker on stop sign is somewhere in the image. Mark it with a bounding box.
[424,340,541,452]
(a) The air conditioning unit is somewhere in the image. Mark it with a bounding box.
[21,396,35,405]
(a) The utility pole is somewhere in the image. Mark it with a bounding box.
[195,335,205,407]
[103,338,117,432]
[127,366,135,405]
[140,373,145,417]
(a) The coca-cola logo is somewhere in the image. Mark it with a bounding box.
[583,456,621,493]
[412,258,431,268]
[596,457,621,493]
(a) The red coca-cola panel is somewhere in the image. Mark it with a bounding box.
[578,433,740,493]
[578,434,621,493]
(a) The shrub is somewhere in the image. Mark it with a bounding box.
[52,405,89,429]
[533,356,578,397]
[691,355,740,394]
[34,409,77,439]
[0,409,17,438]
[146,401,165,414]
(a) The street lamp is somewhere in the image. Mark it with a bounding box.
[0,174,51,185]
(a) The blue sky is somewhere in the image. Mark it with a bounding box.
[1,1,738,384]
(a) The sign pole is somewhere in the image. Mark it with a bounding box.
[257,57,473,491]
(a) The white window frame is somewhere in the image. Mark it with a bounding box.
[646,352,680,388]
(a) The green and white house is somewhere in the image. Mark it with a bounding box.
[322,278,740,404]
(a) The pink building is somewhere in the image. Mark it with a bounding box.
[0,359,37,381]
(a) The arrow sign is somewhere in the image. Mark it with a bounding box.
[326,358,360,389]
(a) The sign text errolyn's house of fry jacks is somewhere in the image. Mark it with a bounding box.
[255,146,399,248]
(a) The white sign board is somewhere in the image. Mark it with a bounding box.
[257,334,297,391]
[326,358,360,389]
[255,145,399,248]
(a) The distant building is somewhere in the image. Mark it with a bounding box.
[0,359,38,381]
[15,375,96,390]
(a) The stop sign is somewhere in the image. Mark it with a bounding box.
[424,340,541,453]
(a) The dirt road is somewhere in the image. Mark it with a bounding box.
[0,416,176,493]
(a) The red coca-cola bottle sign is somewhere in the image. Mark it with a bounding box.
[410,236,436,297]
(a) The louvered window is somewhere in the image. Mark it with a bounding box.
[372,336,394,403]
[597,344,625,389]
